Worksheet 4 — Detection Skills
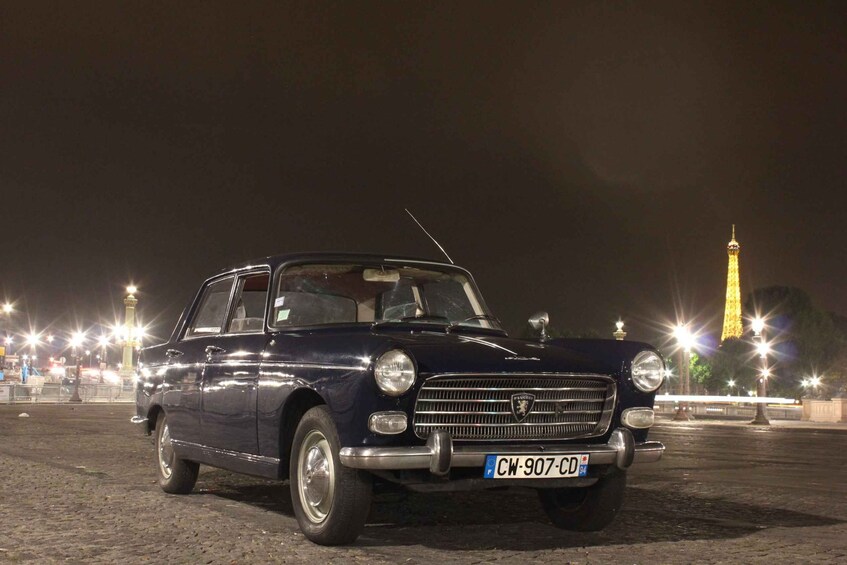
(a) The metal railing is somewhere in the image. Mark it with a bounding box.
[654,401,802,420]
[0,383,134,404]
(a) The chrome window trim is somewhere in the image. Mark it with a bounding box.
[260,361,369,372]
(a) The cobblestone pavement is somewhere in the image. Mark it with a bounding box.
[1,406,845,564]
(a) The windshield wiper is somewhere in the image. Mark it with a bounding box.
[372,314,450,328]
[399,314,450,323]
[447,314,502,332]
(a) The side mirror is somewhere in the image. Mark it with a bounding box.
[528,311,550,342]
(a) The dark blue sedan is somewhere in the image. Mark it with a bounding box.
[133,253,664,545]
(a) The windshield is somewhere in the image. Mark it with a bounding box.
[270,263,500,330]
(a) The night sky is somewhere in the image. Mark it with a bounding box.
[2,2,845,345]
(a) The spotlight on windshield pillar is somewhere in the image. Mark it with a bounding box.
[613,320,627,341]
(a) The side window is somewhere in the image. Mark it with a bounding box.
[227,272,270,333]
[185,277,234,338]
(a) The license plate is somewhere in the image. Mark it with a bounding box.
[483,454,589,479]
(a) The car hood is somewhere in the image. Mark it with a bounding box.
[270,326,650,377]
[387,331,630,376]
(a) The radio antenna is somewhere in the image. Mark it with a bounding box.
[405,208,454,264]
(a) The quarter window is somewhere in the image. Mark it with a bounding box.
[227,272,269,333]
[185,277,234,338]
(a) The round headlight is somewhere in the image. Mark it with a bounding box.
[374,350,416,396]
[631,350,664,392]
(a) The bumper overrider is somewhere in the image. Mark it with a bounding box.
[340,428,664,476]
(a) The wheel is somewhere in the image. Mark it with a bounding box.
[537,469,626,531]
[155,412,199,494]
[290,406,372,545]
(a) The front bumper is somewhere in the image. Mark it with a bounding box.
[340,427,664,476]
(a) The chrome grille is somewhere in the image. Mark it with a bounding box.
[414,374,615,441]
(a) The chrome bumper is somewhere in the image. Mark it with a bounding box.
[339,428,663,476]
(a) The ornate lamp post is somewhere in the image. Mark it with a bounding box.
[673,324,695,421]
[613,320,627,341]
[24,333,39,384]
[750,316,771,425]
[68,332,86,403]
[2,303,13,368]
[119,286,141,382]
[97,335,110,384]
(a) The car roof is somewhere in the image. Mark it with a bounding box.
[217,252,460,275]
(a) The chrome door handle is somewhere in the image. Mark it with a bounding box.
[165,349,183,358]
[205,345,226,356]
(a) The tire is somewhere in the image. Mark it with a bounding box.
[537,469,626,531]
[155,412,199,494]
[290,406,372,545]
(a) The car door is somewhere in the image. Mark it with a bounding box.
[163,275,236,446]
[200,270,270,455]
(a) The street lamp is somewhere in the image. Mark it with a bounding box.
[750,316,770,425]
[69,331,86,403]
[728,379,736,396]
[23,333,40,384]
[673,324,695,421]
[97,335,110,383]
[1,304,13,365]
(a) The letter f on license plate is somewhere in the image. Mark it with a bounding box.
[483,454,589,479]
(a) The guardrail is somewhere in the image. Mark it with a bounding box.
[654,400,802,420]
[0,383,134,404]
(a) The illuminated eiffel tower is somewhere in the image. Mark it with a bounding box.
[721,225,743,342]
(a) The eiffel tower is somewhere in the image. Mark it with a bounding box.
[721,225,743,342]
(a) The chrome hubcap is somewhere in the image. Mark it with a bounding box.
[297,430,335,523]
[158,422,174,479]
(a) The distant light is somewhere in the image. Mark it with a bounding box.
[673,324,696,352]
[46,334,54,343]
[751,316,765,335]
[98,335,110,347]
[809,375,822,388]
[4,336,11,345]
[69,332,86,348]
[2,303,12,314]
[127,285,138,295]
[756,341,771,358]
[761,367,771,378]
[26,333,40,347]
[728,379,736,387]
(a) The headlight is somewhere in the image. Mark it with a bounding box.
[631,350,664,392]
[374,350,416,396]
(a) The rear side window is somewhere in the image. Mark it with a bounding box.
[185,277,234,338]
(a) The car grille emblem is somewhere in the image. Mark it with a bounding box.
[510,393,536,422]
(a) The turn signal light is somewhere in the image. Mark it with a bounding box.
[621,408,655,429]
[368,411,407,435]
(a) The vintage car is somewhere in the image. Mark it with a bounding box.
[133,253,664,545]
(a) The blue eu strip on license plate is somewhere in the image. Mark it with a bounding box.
[483,454,589,479]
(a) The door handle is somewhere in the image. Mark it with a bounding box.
[165,349,183,358]
[205,345,226,356]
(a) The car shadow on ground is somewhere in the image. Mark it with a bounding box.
[194,470,843,550]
